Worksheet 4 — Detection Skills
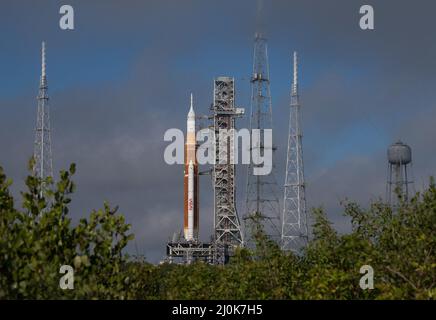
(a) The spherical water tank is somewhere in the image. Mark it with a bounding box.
[388,141,412,165]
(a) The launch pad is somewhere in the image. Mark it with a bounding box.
[166,241,215,264]
[166,241,230,265]
[165,77,244,265]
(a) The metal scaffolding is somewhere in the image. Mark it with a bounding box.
[244,32,281,246]
[213,77,244,257]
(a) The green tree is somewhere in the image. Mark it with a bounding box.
[0,162,136,299]
[1,162,434,300]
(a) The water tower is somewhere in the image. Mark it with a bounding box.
[386,141,413,206]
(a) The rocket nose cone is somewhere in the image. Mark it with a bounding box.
[188,93,195,117]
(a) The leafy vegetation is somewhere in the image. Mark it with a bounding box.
[0,163,434,299]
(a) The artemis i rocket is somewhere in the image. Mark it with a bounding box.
[184,94,199,242]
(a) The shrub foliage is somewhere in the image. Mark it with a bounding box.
[0,163,434,299]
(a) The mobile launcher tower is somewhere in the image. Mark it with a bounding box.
[212,77,244,263]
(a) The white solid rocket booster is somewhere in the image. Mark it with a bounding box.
[187,160,194,241]
[184,93,199,242]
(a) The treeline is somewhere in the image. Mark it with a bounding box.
[0,163,434,299]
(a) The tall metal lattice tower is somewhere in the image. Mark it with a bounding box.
[281,52,309,252]
[213,77,244,255]
[386,141,413,208]
[33,41,53,186]
[244,30,281,245]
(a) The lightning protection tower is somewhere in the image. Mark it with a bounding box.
[386,141,413,207]
[244,30,281,246]
[33,41,53,191]
[281,52,309,252]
